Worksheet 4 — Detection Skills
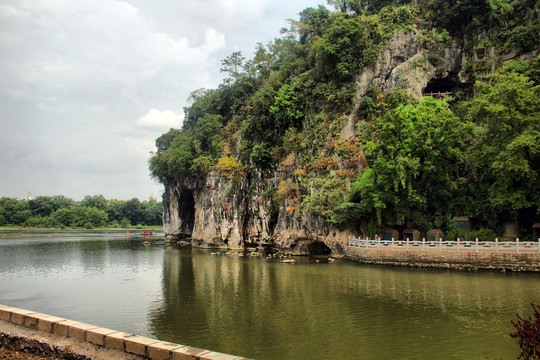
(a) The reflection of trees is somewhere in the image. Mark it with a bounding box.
[148,251,540,360]
[78,240,108,274]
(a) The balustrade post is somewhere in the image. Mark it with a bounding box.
[439,238,442,251]
[517,238,520,253]
[475,238,479,253]
[457,238,460,252]
[495,238,498,253]
[391,237,394,250]
[422,237,425,251]
[406,238,409,250]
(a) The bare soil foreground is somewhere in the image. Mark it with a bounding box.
[0,346,56,359]
[0,320,145,360]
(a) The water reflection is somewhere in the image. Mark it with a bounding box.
[148,251,539,360]
[1,234,538,360]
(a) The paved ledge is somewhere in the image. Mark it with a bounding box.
[0,305,250,360]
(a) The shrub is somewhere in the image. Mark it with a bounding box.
[120,217,131,228]
[215,157,244,179]
[510,303,540,360]
[428,54,441,66]
[507,25,540,53]
[277,179,299,202]
[250,144,272,169]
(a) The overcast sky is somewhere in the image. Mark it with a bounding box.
[0,0,321,201]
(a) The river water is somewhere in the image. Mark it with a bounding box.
[0,231,538,359]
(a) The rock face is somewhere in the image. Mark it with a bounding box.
[162,29,467,255]
[163,171,350,255]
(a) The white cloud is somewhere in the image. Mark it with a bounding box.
[204,28,227,53]
[136,109,183,129]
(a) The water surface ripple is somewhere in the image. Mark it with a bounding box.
[0,232,538,359]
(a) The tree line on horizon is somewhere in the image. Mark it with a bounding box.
[0,195,163,229]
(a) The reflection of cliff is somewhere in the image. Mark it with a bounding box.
[148,247,209,342]
[147,250,540,359]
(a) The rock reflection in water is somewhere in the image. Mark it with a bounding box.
[148,248,538,360]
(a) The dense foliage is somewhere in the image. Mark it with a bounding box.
[0,195,163,228]
[150,0,539,239]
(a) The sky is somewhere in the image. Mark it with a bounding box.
[0,0,321,201]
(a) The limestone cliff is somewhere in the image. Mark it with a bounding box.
[162,28,469,254]
[163,170,349,254]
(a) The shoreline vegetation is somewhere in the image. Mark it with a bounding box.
[0,226,163,234]
[0,195,163,230]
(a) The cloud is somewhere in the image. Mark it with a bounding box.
[136,109,183,129]
[203,28,227,53]
[0,0,318,200]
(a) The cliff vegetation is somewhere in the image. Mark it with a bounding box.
[150,0,540,247]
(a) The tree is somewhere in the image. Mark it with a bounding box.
[296,6,332,44]
[141,199,163,225]
[466,70,540,224]
[0,198,31,226]
[192,113,223,156]
[221,51,246,83]
[270,81,305,134]
[80,195,107,210]
[327,0,363,14]
[252,43,274,78]
[123,198,143,226]
[351,97,471,229]
[313,15,384,81]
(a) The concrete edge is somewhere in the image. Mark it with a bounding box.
[0,305,251,360]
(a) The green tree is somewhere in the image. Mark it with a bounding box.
[0,198,31,226]
[141,198,163,225]
[106,200,126,223]
[221,51,246,83]
[466,69,540,224]
[80,194,107,210]
[351,97,471,229]
[192,113,224,156]
[123,198,143,226]
[270,81,305,133]
[313,15,384,81]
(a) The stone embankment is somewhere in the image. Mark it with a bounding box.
[0,305,249,360]
[344,247,540,271]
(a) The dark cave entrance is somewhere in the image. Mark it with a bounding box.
[306,241,332,255]
[422,74,462,96]
[178,187,195,235]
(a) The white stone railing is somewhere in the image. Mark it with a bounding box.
[348,237,540,254]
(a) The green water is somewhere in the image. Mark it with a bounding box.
[0,232,538,359]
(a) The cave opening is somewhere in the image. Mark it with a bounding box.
[307,241,332,255]
[422,74,461,96]
[178,188,195,236]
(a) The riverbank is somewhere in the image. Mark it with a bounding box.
[0,305,248,360]
[344,246,540,271]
